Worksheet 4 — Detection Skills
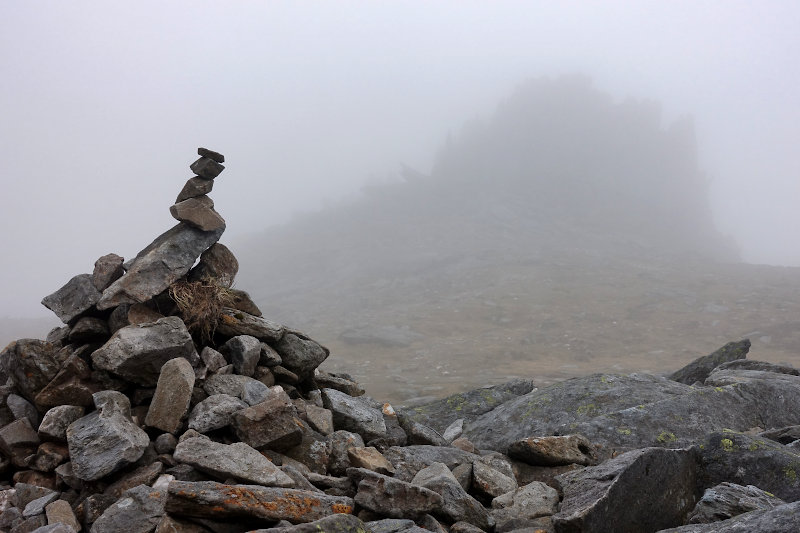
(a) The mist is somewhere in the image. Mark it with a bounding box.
[1,1,799,320]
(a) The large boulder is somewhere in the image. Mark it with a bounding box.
[66,391,150,481]
[97,222,225,310]
[552,447,699,532]
[91,317,199,386]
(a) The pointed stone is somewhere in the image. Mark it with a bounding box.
[198,147,225,163]
[190,157,224,179]
[41,273,102,323]
[187,243,239,288]
[176,176,214,203]
[170,195,226,232]
[92,253,125,291]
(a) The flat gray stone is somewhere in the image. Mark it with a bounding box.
[38,406,85,442]
[41,273,102,323]
[490,481,559,530]
[97,222,225,310]
[216,308,284,342]
[92,253,125,291]
[91,485,167,533]
[232,391,304,452]
[66,391,150,481]
[174,437,294,487]
[203,374,270,405]
[412,462,490,530]
[198,147,224,163]
[91,317,199,386]
[190,157,224,179]
[348,467,442,520]
[658,501,800,532]
[0,339,61,403]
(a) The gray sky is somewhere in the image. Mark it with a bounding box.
[1,1,798,318]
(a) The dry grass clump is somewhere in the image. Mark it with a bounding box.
[169,279,234,344]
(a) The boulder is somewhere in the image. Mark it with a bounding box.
[412,462,491,530]
[219,335,261,377]
[274,333,329,380]
[552,447,699,533]
[202,374,270,405]
[383,445,480,483]
[347,447,395,475]
[145,357,196,433]
[66,391,149,481]
[507,434,596,466]
[188,394,247,433]
[35,353,99,408]
[173,437,294,487]
[232,392,304,451]
[322,388,387,442]
[686,482,785,524]
[169,195,226,232]
[187,243,239,288]
[165,481,354,523]
[657,501,800,532]
[91,317,199,387]
[41,273,102,323]
[347,467,443,519]
[0,418,40,467]
[471,457,517,500]
[490,481,559,530]
[668,339,751,385]
[97,222,225,310]
[37,405,85,442]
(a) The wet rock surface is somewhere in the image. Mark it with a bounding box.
[2,148,800,532]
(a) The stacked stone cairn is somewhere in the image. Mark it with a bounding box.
[2,149,800,533]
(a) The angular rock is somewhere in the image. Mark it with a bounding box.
[313,372,364,397]
[328,431,366,477]
[145,357,196,433]
[0,340,61,403]
[401,378,536,434]
[97,222,225,309]
[199,346,227,373]
[442,419,464,442]
[190,157,224,179]
[41,274,102,323]
[491,480,559,529]
[104,461,164,498]
[232,392,304,451]
[349,468,442,520]
[91,317,199,386]
[713,359,799,376]
[412,462,491,530]
[760,425,800,444]
[219,335,260,377]
[188,394,247,433]
[197,147,224,162]
[383,445,481,483]
[658,501,800,532]
[686,482,785,524]
[7,394,38,426]
[0,418,40,467]
[170,195,225,232]
[322,388,386,442]
[66,391,150,481]
[552,447,699,533]
[668,339,751,385]
[29,442,69,472]
[397,416,447,447]
[274,334,329,380]
[249,513,366,533]
[35,354,99,408]
[228,289,262,317]
[215,309,284,342]
[187,243,239,288]
[174,437,294,487]
[38,406,85,442]
[91,485,167,533]
[11,515,47,532]
[165,481,354,523]
[698,431,800,502]
[67,316,109,343]
[347,447,395,476]
[365,518,418,533]
[203,374,270,405]
[22,491,59,517]
[305,405,334,436]
[507,434,595,466]
[45,499,80,532]
[472,458,517,500]
[92,253,125,292]
[13,483,56,509]
[176,176,214,203]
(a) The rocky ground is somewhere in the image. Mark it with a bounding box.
[2,149,800,533]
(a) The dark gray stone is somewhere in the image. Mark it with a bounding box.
[657,501,800,532]
[7,394,38,426]
[472,457,517,500]
[22,492,59,518]
[383,445,481,483]
[91,485,167,533]
[190,157,224,179]
[176,176,214,203]
[248,513,366,532]
[38,405,85,441]
[274,334,329,380]
[97,222,225,310]
[41,274,102,323]
[491,481,559,530]
[365,519,417,533]
[91,317,199,387]
[228,289,262,317]
[0,340,61,403]
[552,447,699,533]
[202,374,270,405]
[322,388,386,442]
[686,482,785,524]
[232,390,304,452]
[220,335,261,377]
[174,437,294,487]
[187,243,239,288]
[66,391,150,481]
[145,357,196,433]
[34,353,99,408]
[328,430,366,476]
[347,467,442,520]
[411,462,491,530]
[668,339,751,385]
[67,316,109,343]
[197,147,224,163]
[92,253,125,291]
[713,359,799,376]
[188,394,247,433]
[169,195,225,232]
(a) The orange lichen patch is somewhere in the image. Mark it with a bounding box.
[331,503,353,514]
[219,314,239,325]
[220,486,324,522]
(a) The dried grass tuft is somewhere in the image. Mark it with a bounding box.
[169,279,233,344]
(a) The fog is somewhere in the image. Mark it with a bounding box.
[1,1,798,319]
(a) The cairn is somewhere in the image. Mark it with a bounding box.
[1,148,800,532]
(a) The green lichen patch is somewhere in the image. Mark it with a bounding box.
[657,431,677,443]
[720,438,735,452]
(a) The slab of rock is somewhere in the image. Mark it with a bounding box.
[170,195,226,232]
[198,148,223,163]
[41,273,102,323]
[491,480,559,530]
[190,156,224,179]
[91,317,199,387]
[698,431,800,502]
[232,393,304,451]
[66,391,150,481]
[165,481,354,523]
[187,243,239,288]
[552,447,699,533]
[0,418,40,466]
[215,308,284,342]
[686,482,785,524]
[220,335,261,377]
[176,176,214,203]
[274,334,329,380]
[713,359,799,376]
[397,416,447,447]
[188,394,247,433]
[412,462,491,530]
[760,425,800,444]
[508,434,595,466]
[668,339,751,385]
[228,289,263,317]
[97,222,225,310]
[203,374,270,405]
[305,405,334,436]
[35,353,99,408]
[1,340,61,403]
[472,458,517,500]
[22,491,59,517]
[347,447,395,476]
[38,406,85,442]
[145,357,196,433]
[314,372,364,397]
[249,513,366,532]
[7,394,38,426]
[383,445,481,483]
[104,461,164,498]
[657,501,800,532]
[322,388,387,442]
[45,499,80,532]
[174,437,294,487]
[347,467,442,519]
[91,485,167,533]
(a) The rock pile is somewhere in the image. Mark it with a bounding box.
[2,149,800,532]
